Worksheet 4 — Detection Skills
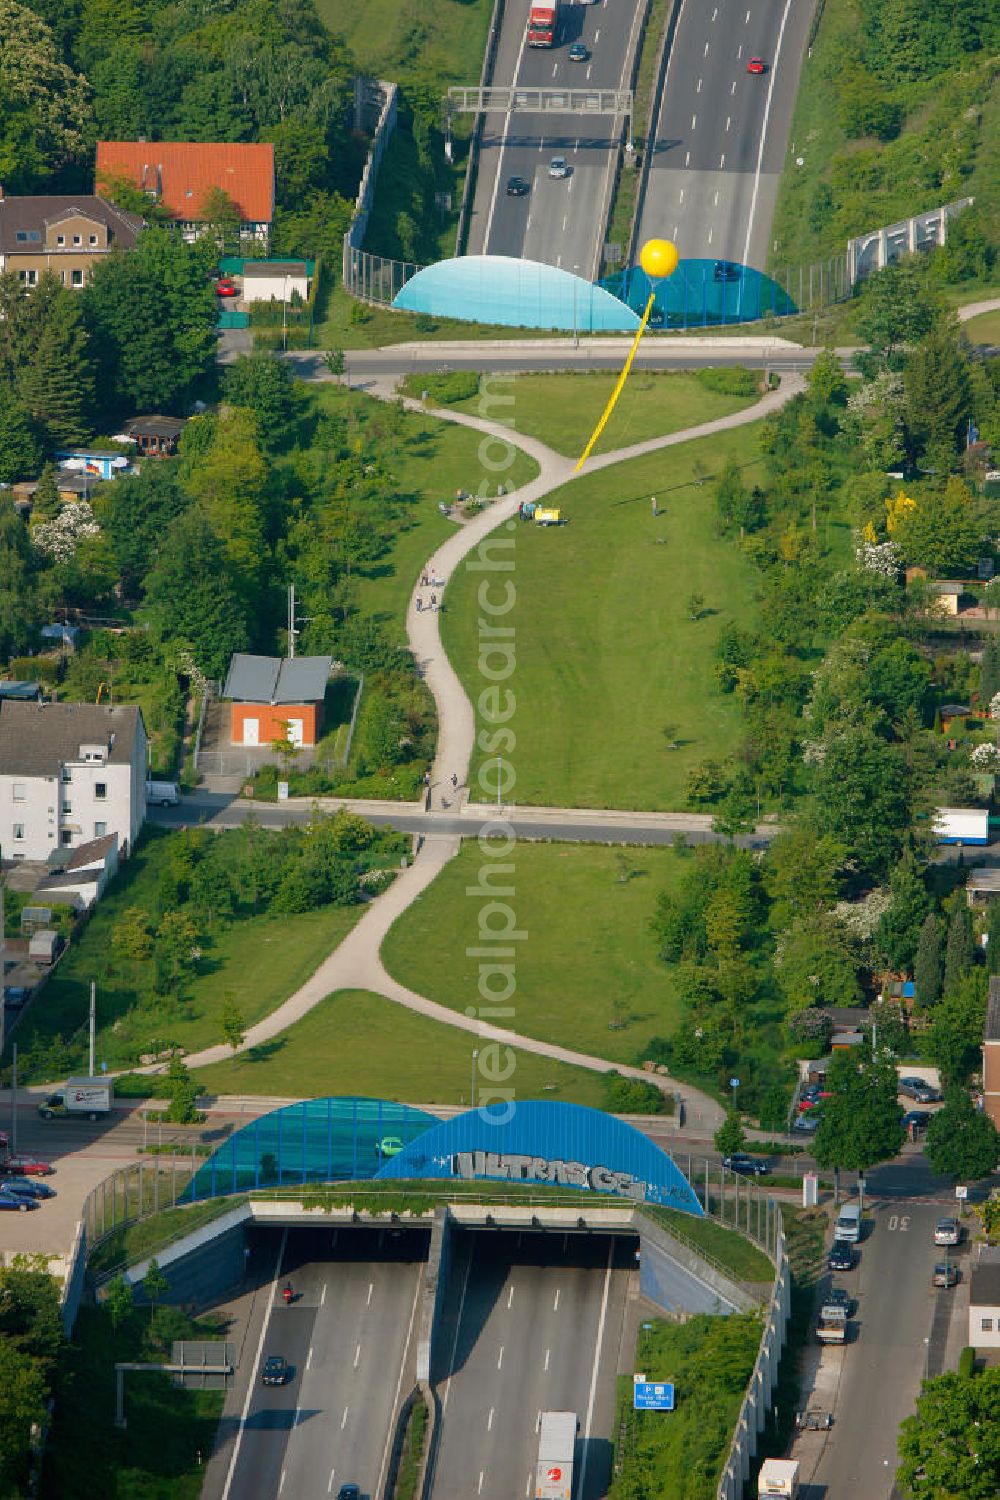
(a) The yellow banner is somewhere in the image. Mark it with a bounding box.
[574,292,655,471]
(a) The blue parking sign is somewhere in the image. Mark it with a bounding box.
[633,1378,675,1411]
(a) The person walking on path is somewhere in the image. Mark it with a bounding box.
[416,595,423,612]
[651,495,658,517]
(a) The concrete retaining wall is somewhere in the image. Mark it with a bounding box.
[638,1215,758,1316]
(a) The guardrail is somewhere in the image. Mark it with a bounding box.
[454,0,507,256]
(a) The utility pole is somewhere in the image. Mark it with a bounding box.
[89,981,96,1078]
[288,584,296,659]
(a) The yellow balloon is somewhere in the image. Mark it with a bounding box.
[639,238,679,280]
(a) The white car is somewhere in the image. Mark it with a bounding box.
[934,1217,961,1247]
[548,156,569,179]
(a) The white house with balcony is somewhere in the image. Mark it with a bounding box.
[0,701,147,863]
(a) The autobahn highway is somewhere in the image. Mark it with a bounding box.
[638,0,814,268]
[465,0,645,277]
[221,1227,426,1500]
[430,1229,633,1500]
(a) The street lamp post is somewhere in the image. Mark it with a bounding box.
[729,1076,740,1115]
[471,1048,479,1110]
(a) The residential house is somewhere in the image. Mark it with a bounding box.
[966,869,1000,906]
[983,976,1000,1130]
[96,142,274,248]
[37,832,120,911]
[968,1251,1000,1349]
[931,581,967,616]
[121,415,186,457]
[0,701,147,862]
[56,448,131,481]
[241,259,310,304]
[223,654,332,748]
[0,189,142,289]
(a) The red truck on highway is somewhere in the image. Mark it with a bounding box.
[528,1,559,46]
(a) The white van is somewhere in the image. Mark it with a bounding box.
[834,1203,862,1243]
[146,780,179,806]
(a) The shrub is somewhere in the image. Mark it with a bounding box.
[695,366,759,397]
[958,1346,977,1379]
[604,1073,674,1115]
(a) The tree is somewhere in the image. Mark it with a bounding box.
[180,409,267,580]
[222,352,299,451]
[153,909,200,992]
[904,324,973,468]
[855,260,940,359]
[30,462,61,523]
[806,348,849,409]
[0,496,44,661]
[776,915,862,1014]
[0,1338,49,1498]
[0,389,43,484]
[813,1047,904,1198]
[913,912,943,1008]
[988,903,1000,975]
[897,1367,1000,1500]
[105,1273,133,1330]
[144,508,250,679]
[97,462,191,597]
[892,480,982,575]
[811,729,909,879]
[924,971,988,1087]
[199,186,241,254]
[875,848,928,971]
[714,1110,746,1156]
[981,637,1000,702]
[765,826,846,924]
[0,1,91,193]
[141,1258,169,1319]
[323,347,345,376]
[19,287,94,445]
[220,993,247,1052]
[924,1091,1000,1181]
[163,1051,199,1125]
[943,902,976,995]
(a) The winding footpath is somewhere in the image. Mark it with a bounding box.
[179,373,806,1132]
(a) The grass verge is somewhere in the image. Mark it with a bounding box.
[441,425,764,809]
[88,1198,240,1280]
[394,1392,429,1500]
[192,988,612,1108]
[649,1206,775,1284]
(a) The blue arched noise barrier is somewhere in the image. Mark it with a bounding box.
[375,1100,704,1216]
[182,1097,439,1201]
[601,260,797,329]
[392,255,641,333]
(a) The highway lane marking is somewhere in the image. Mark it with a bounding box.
[328,1470,336,1494]
[375,1270,426,1500]
[673,223,678,238]
[704,40,710,56]
[321,1281,327,1306]
[341,1405,349,1430]
[697,78,702,93]
[708,227,714,244]
[586,64,592,79]
[552,62,557,76]
[732,80,737,94]
[577,1242,614,1500]
[712,5,717,16]
[508,1284,515,1309]
[685,150,690,165]
[544,1347,551,1370]
[714,189,719,205]
[279,1469,286,1494]
[478,1472,485,1494]
[745,8,750,21]
[691,114,697,130]
[220,1227,287,1500]
[679,187,684,202]
[726,115,731,130]
[367,1281,373,1306]
[553,1289,561,1311]
[497,1344,505,1369]
[525,1474,532,1497]
[306,1344,313,1371]
[720,153,726,167]
[488,1406,495,1431]
[595,28,600,41]
[740,0,793,272]
[562,213,568,229]
[738,44,743,58]
[294,1405,302,1427]
[483,20,530,251]
[354,1341,362,1368]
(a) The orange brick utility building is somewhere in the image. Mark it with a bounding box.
[984,977,1000,1129]
[223,654,332,749]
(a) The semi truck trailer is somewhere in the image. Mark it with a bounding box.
[535,1411,576,1499]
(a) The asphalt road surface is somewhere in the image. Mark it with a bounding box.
[466,0,645,277]
[430,1229,633,1500]
[639,0,814,268]
[808,1200,966,1498]
[221,1226,426,1500]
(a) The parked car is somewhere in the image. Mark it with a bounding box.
[548,156,570,179]
[261,1355,290,1386]
[336,1487,360,1500]
[0,1192,37,1211]
[827,1286,854,1314]
[215,277,238,298]
[0,1178,55,1200]
[4,987,29,1007]
[933,1262,960,1288]
[2,1155,53,1176]
[902,1110,932,1131]
[828,1244,855,1272]
[792,1113,821,1134]
[506,175,530,197]
[722,1153,769,1176]
[899,1077,941,1103]
[568,42,590,61]
[747,56,767,74]
[934,1217,961,1247]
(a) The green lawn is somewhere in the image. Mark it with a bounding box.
[305,385,538,644]
[381,844,687,1065]
[13,831,374,1080]
[651,1207,774,1283]
[964,308,1000,345]
[316,0,492,85]
[193,988,610,1108]
[442,425,764,809]
[441,371,758,458]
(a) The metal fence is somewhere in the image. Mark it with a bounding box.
[342,79,399,300]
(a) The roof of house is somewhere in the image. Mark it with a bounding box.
[223,654,332,705]
[933,581,967,595]
[0,682,42,701]
[0,195,142,253]
[970,1259,1000,1307]
[987,977,1000,1042]
[940,703,972,716]
[968,869,1000,893]
[0,702,144,777]
[123,415,186,439]
[242,260,308,276]
[63,832,119,872]
[96,141,275,224]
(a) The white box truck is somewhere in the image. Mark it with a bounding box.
[146,780,179,806]
[758,1458,800,1497]
[535,1411,576,1500]
[39,1078,113,1121]
[816,1302,847,1344]
[933,807,989,845]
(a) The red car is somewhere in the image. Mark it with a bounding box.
[3,1155,53,1176]
[747,57,767,74]
[215,277,238,298]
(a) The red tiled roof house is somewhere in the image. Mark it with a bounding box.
[96,142,274,249]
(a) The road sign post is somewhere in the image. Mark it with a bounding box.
[633,1376,675,1411]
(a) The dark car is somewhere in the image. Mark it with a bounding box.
[933,1262,960,1288]
[899,1077,940,1103]
[568,42,590,61]
[723,1153,769,1176]
[713,260,743,282]
[747,56,766,74]
[828,1244,855,1273]
[3,1155,53,1176]
[336,1488,361,1500]
[506,175,530,197]
[827,1285,854,1313]
[0,1192,37,1212]
[0,1178,55,1200]
[903,1110,932,1131]
[261,1355,290,1386]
